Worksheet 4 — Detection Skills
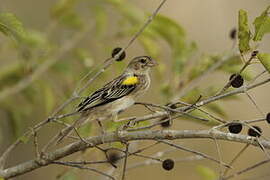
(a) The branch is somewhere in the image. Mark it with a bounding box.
[0,129,270,179]
[0,0,168,169]
[171,51,237,101]
[130,78,270,125]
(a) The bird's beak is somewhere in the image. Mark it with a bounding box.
[147,59,158,67]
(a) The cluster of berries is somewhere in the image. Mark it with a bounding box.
[228,112,270,137]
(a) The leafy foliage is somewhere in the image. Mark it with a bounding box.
[253,5,270,41]
[51,0,83,29]
[0,0,269,164]
[0,13,26,41]
[238,9,251,53]
[0,1,270,179]
[258,53,270,73]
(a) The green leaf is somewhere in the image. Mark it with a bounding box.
[196,165,217,180]
[253,5,270,41]
[149,15,186,47]
[222,64,253,80]
[109,0,145,24]
[257,53,270,73]
[149,15,196,73]
[21,30,48,48]
[0,13,26,41]
[238,9,251,53]
[188,55,218,81]
[6,108,28,138]
[51,0,82,29]
[0,62,23,89]
[0,177,5,180]
[59,11,83,29]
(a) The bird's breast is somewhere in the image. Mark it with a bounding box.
[110,96,135,114]
[133,74,150,96]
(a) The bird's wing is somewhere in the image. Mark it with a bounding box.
[77,75,138,112]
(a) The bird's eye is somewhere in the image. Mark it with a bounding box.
[140,58,147,63]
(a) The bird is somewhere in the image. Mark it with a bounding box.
[77,55,158,122]
[56,55,157,143]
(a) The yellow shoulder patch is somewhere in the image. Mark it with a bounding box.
[122,76,139,85]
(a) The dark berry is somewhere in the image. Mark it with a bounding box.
[228,123,242,134]
[251,50,259,57]
[229,74,244,88]
[229,28,237,40]
[111,47,126,61]
[160,117,171,128]
[266,112,270,124]
[248,126,262,137]
[162,159,174,171]
[107,151,120,164]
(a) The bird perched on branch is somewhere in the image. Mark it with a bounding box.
[77,55,158,122]
[56,56,157,143]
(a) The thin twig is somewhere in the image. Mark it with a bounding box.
[0,0,168,169]
[31,128,40,159]
[52,161,115,180]
[130,78,270,125]
[159,140,231,168]
[223,159,270,180]
[213,136,223,177]
[256,137,270,159]
[244,90,264,116]
[121,143,129,180]
[172,51,236,101]
[127,155,204,171]
[217,53,256,95]
[222,144,249,177]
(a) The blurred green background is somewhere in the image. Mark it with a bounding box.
[0,0,270,179]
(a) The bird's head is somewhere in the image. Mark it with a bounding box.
[126,56,158,75]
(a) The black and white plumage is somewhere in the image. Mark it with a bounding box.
[76,75,137,112]
[76,55,157,119]
[55,56,157,144]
